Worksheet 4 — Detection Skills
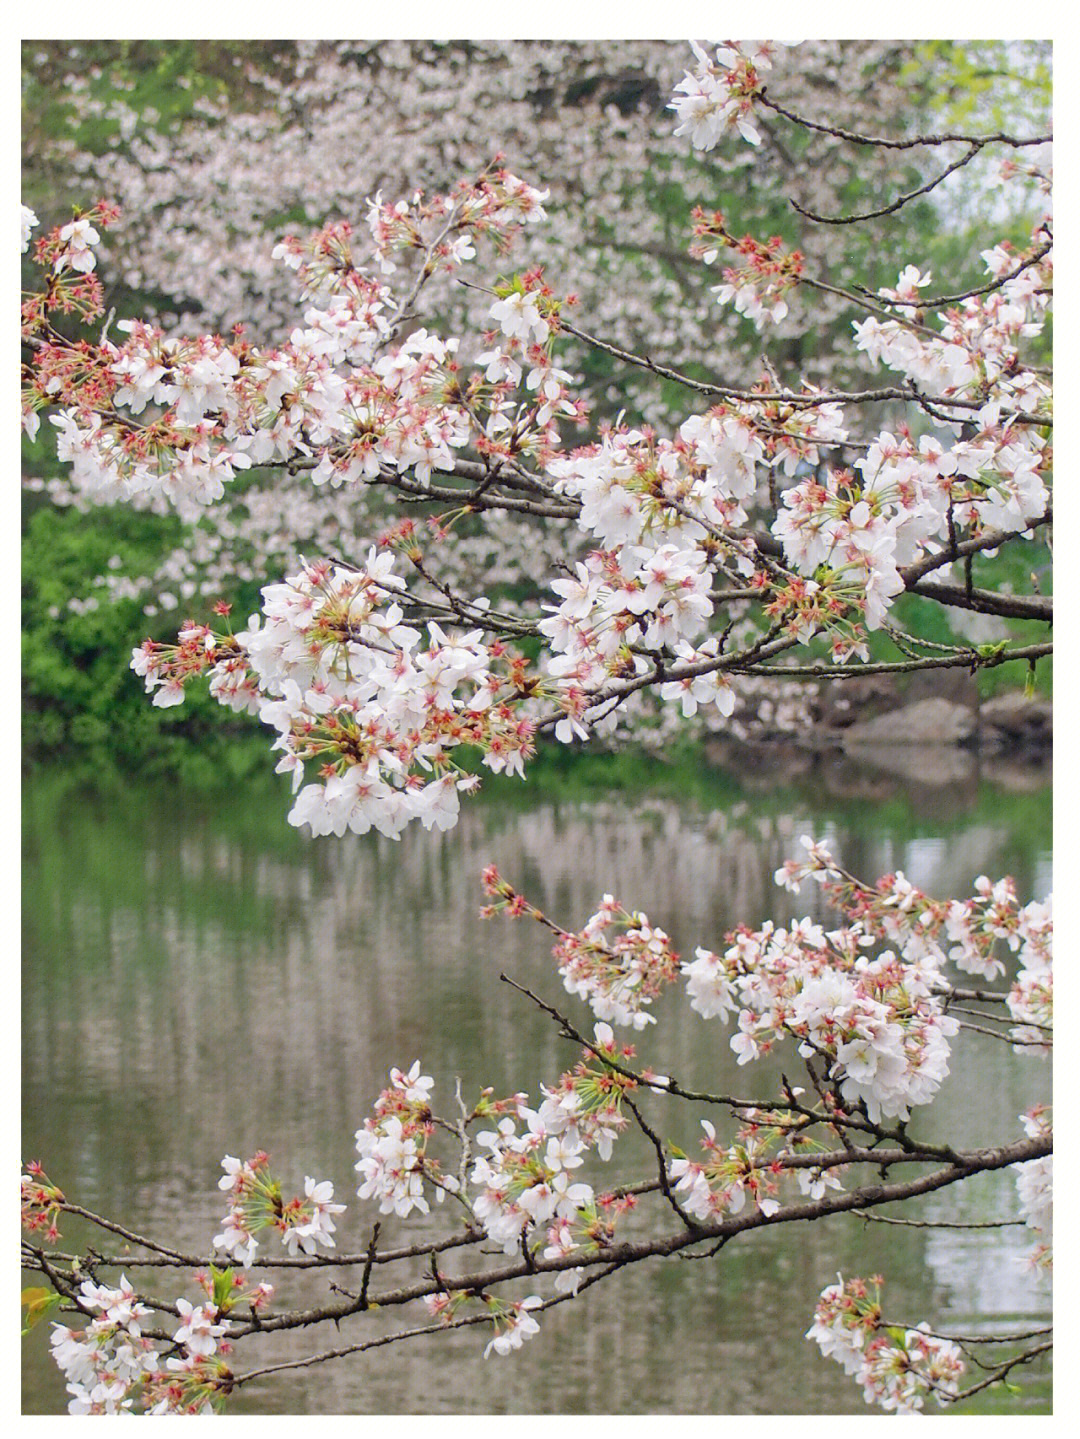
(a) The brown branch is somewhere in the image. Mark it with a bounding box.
[907,580,1051,622]
[900,511,1051,583]
[357,1223,380,1311]
[220,1133,1050,1339]
[955,1019,1049,1047]
[624,1095,703,1233]
[912,239,1052,311]
[948,1340,1053,1402]
[54,1203,200,1265]
[791,143,985,225]
[756,92,1051,151]
[26,1225,487,1273]
[848,1212,1025,1231]
[739,640,1053,682]
[557,314,1049,419]
[230,1260,624,1390]
[936,986,1011,1004]
[911,1325,1052,1345]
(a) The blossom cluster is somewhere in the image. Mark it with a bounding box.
[20,201,120,380]
[485,843,1050,1136]
[481,866,681,1032]
[47,1275,237,1416]
[775,437,1046,647]
[859,230,1052,409]
[354,1061,461,1217]
[775,835,1054,997]
[669,1119,783,1221]
[140,1356,237,1417]
[686,915,960,1123]
[807,1275,964,1413]
[214,1152,345,1267]
[549,894,682,1029]
[481,1295,545,1358]
[669,41,784,149]
[21,203,39,253]
[480,270,587,459]
[537,389,853,709]
[464,1030,642,1283]
[680,839,1051,1122]
[48,1276,158,1415]
[691,209,805,330]
[20,1162,65,1241]
[27,160,1051,801]
[1015,1106,1052,1271]
[350,1036,630,1287]
[539,417,760,731]
[24,171,565,516]
[361,168,549,279]
[766,243,1051,641]
[669,1103,850,1222]
[1006,901,1053,1052]
[470,1102,595,1256]
[132,551,544,837]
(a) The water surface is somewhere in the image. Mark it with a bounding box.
[22,749,1052,1414]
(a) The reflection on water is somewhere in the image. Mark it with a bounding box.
[22,754,1052,1414]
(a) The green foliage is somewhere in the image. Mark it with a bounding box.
[22,40,293,151]
[21,1288,63,1336]
[906,41,1051,135]
[209,1268,237,1315]
[21,494,262,776]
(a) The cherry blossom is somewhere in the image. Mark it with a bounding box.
[808,1276,964,1413]
[172,1300,229,1359]
[21,39,1053,1415]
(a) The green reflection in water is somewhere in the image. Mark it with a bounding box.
[23,749,1051,1414]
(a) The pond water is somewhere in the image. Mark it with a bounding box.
[22,746,1052,1415]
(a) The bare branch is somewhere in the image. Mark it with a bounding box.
[756,91,1052,151]
[791,143,985,225]
[947,1341,1053,1402]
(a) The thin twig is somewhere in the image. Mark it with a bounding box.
[948,1340,1053,1402]
[791,143,984,225]
[848,1212,1025,1230]
[358,1223,381,1312]
[624,1095,703,1234]
[756,92,1051,151]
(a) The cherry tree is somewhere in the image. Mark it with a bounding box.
[22,37,1049,665]
[21,39,1051,1415]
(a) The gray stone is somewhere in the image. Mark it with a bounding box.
[841,697,976,747]
[981,693,1052,741]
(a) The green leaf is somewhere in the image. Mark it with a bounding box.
[210,1264,235,1313]
[21,1286,62,1334]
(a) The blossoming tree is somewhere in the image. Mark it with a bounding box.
[21,39,1051,1415]
[22,37,1048,691]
